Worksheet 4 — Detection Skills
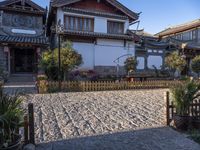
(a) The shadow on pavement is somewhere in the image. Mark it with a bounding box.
[36,127,200,150]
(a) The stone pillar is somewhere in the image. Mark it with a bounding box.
[144,55,148,70]
[162,50,166,70]
[36,47,41,74]
[0,46,9,73]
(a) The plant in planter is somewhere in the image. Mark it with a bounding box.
[36,75,48,94]
[0,86,24,150]
[170,80,200,130]
[124,57,138,81]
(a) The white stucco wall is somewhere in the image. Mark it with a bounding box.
[95,39,135,66]
[94,17,107,33]
[147,55,163,69]
[71,39,135,70]
[57,8,64,24]
[124,19,129,34]
[137,57,145,70]
[72,42,94,69]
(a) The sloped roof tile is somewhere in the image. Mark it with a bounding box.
[0,35,49,45]
[156,19,200,37]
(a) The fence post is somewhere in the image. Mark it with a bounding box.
[24,115,29,144]
[166,91,170,126]
[28,103,35,145]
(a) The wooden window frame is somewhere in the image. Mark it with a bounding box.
[64,15,94,32]
[107,20,124,34]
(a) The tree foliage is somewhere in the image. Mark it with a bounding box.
[0,85,24,148]
[40,41,83,80]
[165,51,186,77]
[191,55,200,77]
[124,56,138,74]
[53,42,82,74]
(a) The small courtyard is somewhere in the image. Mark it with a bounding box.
[23,89,200,150]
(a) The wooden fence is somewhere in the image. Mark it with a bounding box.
[166,91,200,126]
[45,80,183,93]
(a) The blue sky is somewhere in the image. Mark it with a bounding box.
[11,0,200,34]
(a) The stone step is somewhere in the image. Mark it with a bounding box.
[7,74,36,83]
[4,74,37,95]
[3,85,37,95]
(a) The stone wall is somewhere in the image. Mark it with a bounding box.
[0,47,7,71]
[94,66,126,77]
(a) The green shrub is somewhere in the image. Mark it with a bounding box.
[40,41,83,81]
[165,51,186,77]
[124,57,138,75]
[170,80,200,116]
[191,55,200,77]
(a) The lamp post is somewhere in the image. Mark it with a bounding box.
[56,20,64,91]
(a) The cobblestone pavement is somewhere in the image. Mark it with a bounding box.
[24,89,200,150]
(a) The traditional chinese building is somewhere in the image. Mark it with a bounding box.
[0,0,48,75]
[131,29,166,71]
[156,19,200,75]
[47,0,139,76]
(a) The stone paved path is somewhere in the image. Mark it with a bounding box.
[24,89,200,150]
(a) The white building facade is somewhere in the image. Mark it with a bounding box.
[47,0,139,76]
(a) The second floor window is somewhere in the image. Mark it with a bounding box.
[64,15,94,32]
[107,21,124,34]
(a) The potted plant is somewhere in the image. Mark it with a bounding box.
[0,86,24,150]
[36,74,48,94]
[171,80,200,130]
[124,57,138,81]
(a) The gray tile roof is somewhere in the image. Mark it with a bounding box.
[155,19,200,37]
[61,30,135,40]
[0,35,49,45]
[0,0,45,12]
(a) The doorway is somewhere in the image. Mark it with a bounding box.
[11,48,36,73]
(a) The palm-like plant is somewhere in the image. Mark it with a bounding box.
[0,86,24,148]
[171,80,200,116]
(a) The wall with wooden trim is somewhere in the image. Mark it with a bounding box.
[57,9,129,34]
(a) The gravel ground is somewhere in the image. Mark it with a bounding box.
[23,89,200,150]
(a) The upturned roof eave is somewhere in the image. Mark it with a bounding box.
[51,0,139,21]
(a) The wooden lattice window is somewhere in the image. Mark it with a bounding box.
[64,15,94,32]
[107,21,124,34]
